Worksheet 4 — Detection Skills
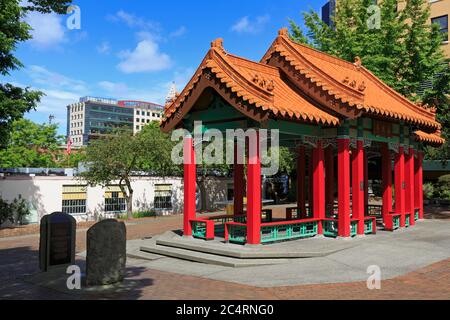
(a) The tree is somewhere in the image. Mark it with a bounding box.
[82,122,179,219]
[289,0,448,159]
[0,0,71,149]
[0,118,64,168]
[289,0,446,98]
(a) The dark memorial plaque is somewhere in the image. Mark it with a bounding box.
[86,219,126,286]
[39,212,76,272]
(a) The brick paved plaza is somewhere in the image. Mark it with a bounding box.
[0,205,449,300]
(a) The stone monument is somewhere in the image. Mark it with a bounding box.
[86,219,127,286]
[39,212,76,272]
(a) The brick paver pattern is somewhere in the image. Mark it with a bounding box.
[1,206,449,300]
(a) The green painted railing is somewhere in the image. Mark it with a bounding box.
[260,220,318,243]
[367,204,383,218]
[364,219,373,234]
[393,215,400,230]
[350,221,357,237]
[405,214,410,227]
[227,223,247,244]
[191,220,208,239]
[414,208,419,221]
[323,219,338,237]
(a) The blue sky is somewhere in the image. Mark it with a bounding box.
[8,0,324,134]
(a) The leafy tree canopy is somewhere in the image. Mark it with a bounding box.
[289,0,448,158]
[0,118,64,168]
[0,0,71,149]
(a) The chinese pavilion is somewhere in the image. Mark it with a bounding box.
[161,28,444,245]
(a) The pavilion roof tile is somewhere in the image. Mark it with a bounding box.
[414,130,446,146]
[261,28,441,130]
[162,30,444,147]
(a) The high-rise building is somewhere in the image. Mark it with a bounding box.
[66,97,163,147]
[118,100,164,134]
[321,0,449,57]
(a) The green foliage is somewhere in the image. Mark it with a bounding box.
[289,0,448,159]
[437,174,450,200]
[423,182,435,200]
[0,119,64,168]
[0,0,71,149]
[81,122,179,219]
[0,196,30,226]
[118,211,156,220]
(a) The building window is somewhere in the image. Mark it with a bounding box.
[62,185,87,214]
[147,112,150,116]
[136,110,140,115]
[154,184,172,209]
[432,15,448,41]
[105,185,126,212]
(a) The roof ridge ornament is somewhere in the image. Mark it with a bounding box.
[211,38,226,54]
[278,27,289,37]
[353,56,362,69]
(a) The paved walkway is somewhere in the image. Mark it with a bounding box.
[0,206,449,300]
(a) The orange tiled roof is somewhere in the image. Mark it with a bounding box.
[162,29,444,147]
[261,28,441,130]
[162,38,340,130]
[414,130,446,146]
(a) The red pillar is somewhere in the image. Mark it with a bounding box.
[297,145,306,214]
[338,138,351,237]
[234,143,244,216]
[415,152,424,219]
[364,152,369,213]
[308,149,314,216]
[381,143,392,229]
[405,147,415,226]
[183,136,196,236]
[325,146,334,214]
[352,140,365,235]
[312,140,325,234]
[394,146,406,227]
[247,131,261,244]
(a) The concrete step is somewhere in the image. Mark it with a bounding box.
[155,236,349,259]
[140,244,291,268]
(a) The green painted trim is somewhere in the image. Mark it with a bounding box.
[267,120,319,137]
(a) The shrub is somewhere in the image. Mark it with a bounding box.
[423,183,435,199]
[0,196,30,226]
[437,174,450,200]
[0,198,14,225]
[118,210,156,220]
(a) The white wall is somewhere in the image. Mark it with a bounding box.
[0,176,231,224]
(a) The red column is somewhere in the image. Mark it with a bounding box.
[247,131,261,244]
[183,136,196,236]
[297,145,306,214]
[352,140,365,235]
[234,143,244,216]
[308,149,314,216]
[325,146,334,214]
[381,143,392,229]
[364,152,369,213]
[405,147,415,226]
[312,140,325,234]
[415,152,424,219]
[394,146,406,227]
[338,138,351,237]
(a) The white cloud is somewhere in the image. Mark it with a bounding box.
[25,12,66,49]
[108,10,160,31]
[231,15,270,34]
[117,39,172,73]
[26,65,87,93]
[169,26,187,38]
[96,41,111,54]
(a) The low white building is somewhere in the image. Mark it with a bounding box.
[0,175,232,224]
